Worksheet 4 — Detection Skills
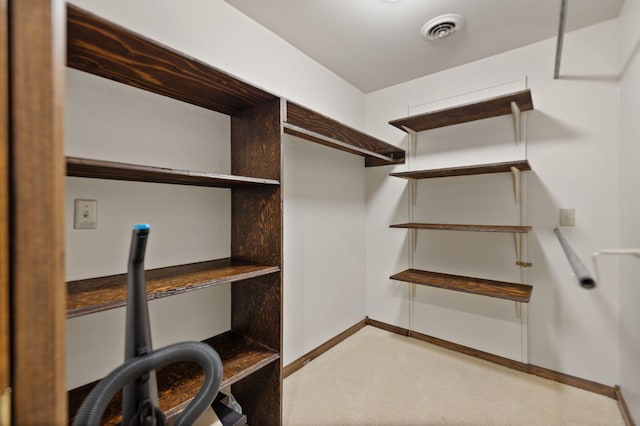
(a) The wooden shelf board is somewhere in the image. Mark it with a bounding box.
[66,4,278,115]
[390,269,532,303]
[66,156,280,188]
[67,331,280,425]
[67,258,280,318]
[390,223,531,233]
[390,160,531,180]
[389,89,534,133]
[284,100,405,167]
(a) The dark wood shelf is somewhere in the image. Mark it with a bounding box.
[67,258,280,318]
[284,101,405,167]
[66,4,278,115]
[67,331,280,425]
[390,160,531,180]
[66,156,280,188]
[390,269,532,303]
[390,223,531,233]
[389,89,534,133]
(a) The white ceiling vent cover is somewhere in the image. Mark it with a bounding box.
[421,14,466,41]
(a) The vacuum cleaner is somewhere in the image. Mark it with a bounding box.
[73,225,224,426]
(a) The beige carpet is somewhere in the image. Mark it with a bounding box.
[283,326,625,425]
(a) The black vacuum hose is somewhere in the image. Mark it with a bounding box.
[72,341,223,426]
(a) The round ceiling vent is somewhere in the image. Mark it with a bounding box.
[421,14,466,41]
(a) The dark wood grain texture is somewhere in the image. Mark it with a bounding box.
[389,90,534,132]
[390,223,532,233]
[0,0,8,404]
[67,156,280,188]
[10,0,67,423]
[232,359,281,426]
[231,99,282,424]
[66,4,277,115]
[285,101,405,167]
[528,365,616,399]
[67,258,280,318]
[283,319,367,378]
[67,331,280,425]
[390,160,531,180]
[390,269,532,302]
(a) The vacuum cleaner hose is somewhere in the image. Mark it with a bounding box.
[73,341,223,426]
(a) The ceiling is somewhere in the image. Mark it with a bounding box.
[224,0,624,93]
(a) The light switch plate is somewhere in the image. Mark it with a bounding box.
[559,208,575,226]
[74,199,98,229]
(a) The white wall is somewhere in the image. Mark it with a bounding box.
[618,0,640,420]
[66,0,368,387]
[365,19,621,384]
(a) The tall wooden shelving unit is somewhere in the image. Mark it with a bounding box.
[64,4,285,423]
[6,2,404,424]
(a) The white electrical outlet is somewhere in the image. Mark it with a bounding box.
[559,208,575,226]
[74,199,98,229]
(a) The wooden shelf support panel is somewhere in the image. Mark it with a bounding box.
[66,258,280,318]
[390,223,532,233]
[390,269,532,303]
[67,331,280,425]
[66,4,278,115]
[284,100,405,167]
[390,160,531,180]
[389,89,534,133]
[66,156,280,188]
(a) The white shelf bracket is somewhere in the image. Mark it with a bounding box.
[511,166,521,204]
[511,101,521,144]
[515,302,522,320]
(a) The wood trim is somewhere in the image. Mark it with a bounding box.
[10,0,67,423]
[364,317,409,337]
[615,386,636,426]
[366,318,618,398]
[283,319,368,378]
[408,328,528,373]
[0,0,8,403]
[528,365,615,398]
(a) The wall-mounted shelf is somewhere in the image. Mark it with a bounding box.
[390,223,531,233]
[390,269,532,303]
[389,90,534,133]
[67,331,280,425]
[66,157,280,188]
[66,258,280,318]
[390,160,531,180]
[67,4,278,115]
[284,101,405,167]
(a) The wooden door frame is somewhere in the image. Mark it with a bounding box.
[10,0,66,423]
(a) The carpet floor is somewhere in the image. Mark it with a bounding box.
[283,326,625,425]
